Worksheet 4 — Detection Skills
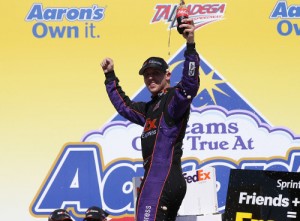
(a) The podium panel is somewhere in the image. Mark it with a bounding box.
[133,167,219,218]
[178,167,218,216]
[224,169,300,221]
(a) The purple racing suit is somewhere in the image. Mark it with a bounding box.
[104,43,200,221]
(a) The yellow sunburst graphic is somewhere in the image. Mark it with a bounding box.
[197,67,228,105]
[169,60,228,105]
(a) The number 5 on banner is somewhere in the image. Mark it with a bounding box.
[235,212,274,221]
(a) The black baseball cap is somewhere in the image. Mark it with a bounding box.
[139,57,169,75]
[48,209,73,221]
[83,206,109,221]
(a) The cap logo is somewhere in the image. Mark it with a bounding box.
[148,60,162,66]
[139,57,168,75]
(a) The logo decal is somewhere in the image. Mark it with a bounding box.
[188,62,195,76]
[151,3,226,30]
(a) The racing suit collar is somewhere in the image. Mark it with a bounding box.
[151,88,169,99]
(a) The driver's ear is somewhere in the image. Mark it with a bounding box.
[165,70,171,81]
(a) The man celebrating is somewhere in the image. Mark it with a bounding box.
[101,18,199,221]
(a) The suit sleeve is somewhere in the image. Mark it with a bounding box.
[104,71,146,126]
[167,43,200,120]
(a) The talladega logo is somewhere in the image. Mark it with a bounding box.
[151,3,226,30]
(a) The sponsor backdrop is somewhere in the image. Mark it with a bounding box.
[1,0,300,220]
